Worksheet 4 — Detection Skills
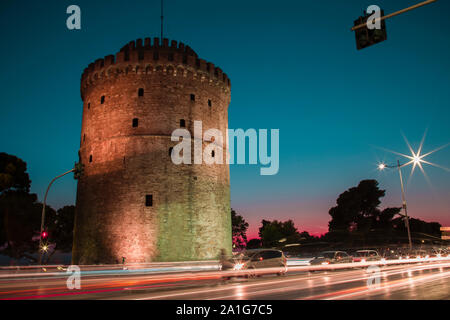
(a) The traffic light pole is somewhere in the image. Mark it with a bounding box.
[38,168,75,266]
[351,0,438,31]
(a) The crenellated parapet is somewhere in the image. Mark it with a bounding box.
[80,37,230,100]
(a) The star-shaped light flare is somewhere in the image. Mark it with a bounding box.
[377,130,450,184]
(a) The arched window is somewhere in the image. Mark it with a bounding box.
[180,119,186,127]
[100,96,105,104]
[138,88,144,97]
[132,118,139,127]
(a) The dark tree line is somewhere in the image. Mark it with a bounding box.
[0,153,74,263]
[242,179,443,251]
[325,179,441,245]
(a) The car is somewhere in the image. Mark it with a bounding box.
[309,251,353,265]
[352,250,382,262]
[220,249,287,277]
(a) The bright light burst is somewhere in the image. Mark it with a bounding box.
[378,130,450,183]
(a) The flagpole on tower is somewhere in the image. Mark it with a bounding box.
[161,0,164,40]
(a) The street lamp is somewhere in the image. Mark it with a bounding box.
[38,162,84,266]
[378,160,413,250]
[377,131,450,251]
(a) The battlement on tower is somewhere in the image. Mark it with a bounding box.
[80,37,230,100]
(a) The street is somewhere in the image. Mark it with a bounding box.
[1,260,449,300]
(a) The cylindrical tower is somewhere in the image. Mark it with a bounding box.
[72,37,232,264]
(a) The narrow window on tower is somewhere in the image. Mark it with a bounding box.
[169,147,173,157]
[180,119,186,127]
[145,194,153,207]
[208,99,212,107]
[138,88,144,97]
[101,96,105,104]
[87,102,91,109]
[132,118,139,128]
[83,134,86,142]
[190,94,195,101]
[89,155,92,163]
[211,150,215,157]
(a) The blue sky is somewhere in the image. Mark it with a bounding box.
[0,0,449,237]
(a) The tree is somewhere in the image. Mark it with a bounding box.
[231,209,249,250]
[0,153,31,193]
[0,191,45,261]
[0,153,75,263]
[258,219,301,248]
[327,179,401,244]
[392,217,441,240]
[0,153,35,257]
[46,205,75,253]
[246,238,262,249]
[329,180,386,232]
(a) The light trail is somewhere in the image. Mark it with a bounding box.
[1,258,450,300]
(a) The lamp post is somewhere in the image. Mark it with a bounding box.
[38,162,84,266]
[38,168,75,266]
[378,161,413,250]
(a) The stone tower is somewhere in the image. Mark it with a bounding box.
[72,37,232,264]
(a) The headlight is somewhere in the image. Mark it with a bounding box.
[233,263,245,270]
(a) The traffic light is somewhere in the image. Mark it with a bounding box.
[73,162,85,180]
[354,10,387,50]
[41,231,48,239]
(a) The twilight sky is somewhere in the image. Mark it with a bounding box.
[0,0,449,239]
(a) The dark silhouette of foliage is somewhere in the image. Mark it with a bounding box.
[392,217,441,239]
[0,191,48,261]
[0,154,75,263]
[231,209,249,249]
[46,205,75,253]
[258,219,301,248]
[325,179,443,246]
[328,180,387,234]
[0,153,31,193]
[246,238,262,249]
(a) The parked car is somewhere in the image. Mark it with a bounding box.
[221,249,287,277]
[309,251,353,265]
[352,250,382,262]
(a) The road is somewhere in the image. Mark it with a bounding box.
[1,261,449,300]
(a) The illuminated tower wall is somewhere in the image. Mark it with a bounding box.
[72,37,232,264]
